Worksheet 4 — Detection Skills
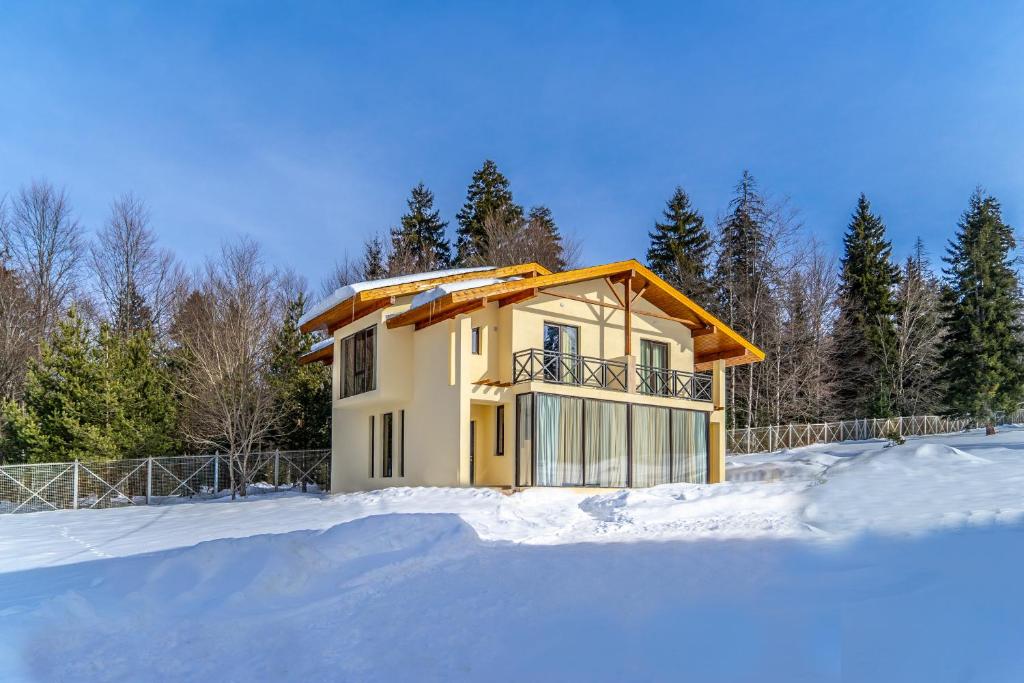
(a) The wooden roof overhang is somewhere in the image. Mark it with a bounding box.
[385,259,765,370]
[298,263,550,336]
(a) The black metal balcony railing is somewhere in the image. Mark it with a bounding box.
[636,365,713,402]
[512,349,628,392]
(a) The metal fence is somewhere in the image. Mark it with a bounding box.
[726,411,1024,455]
[0,449,330,515]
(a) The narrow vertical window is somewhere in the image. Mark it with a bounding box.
[471,326,481,354]
[496,405,505,455]
[369,415,375,477]
[400,410,406,477]
[382,413,394,478]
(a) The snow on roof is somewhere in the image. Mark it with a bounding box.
[299,266,495,327]
[299,336,333,360]
[409,277,520,310]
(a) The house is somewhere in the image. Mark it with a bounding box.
[299,259,764,492]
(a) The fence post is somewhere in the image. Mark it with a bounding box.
[146,457,153,505]
[274,450,280,491]
[72,459,79,510]
[213,453,220,494]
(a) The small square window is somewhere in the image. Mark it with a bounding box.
[471,326,481,354]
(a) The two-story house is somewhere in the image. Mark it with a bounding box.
[299,259,764,492]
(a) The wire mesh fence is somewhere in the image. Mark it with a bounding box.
[0,449,331,515]
[726,411,1024,455]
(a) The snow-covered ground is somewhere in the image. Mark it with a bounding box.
[3,429,1024,682]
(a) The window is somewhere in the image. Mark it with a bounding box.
[382,413,394,478]
[400,410,406,477]
[341,325,376,398]
[368,415,375,477]
[542,323,580,383]
[471,326,481,354]
[639,339,670,396]
[496,405,505,455]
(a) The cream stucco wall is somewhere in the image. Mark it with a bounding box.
[327,278,724,493]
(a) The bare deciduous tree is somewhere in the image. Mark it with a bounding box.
[320,252,362,297]
[0,249,36,402]
[174,238,282,498]
[90,192,186,340]
[466,208,578,272]
[0,180,84,340]
[880,241,945,416]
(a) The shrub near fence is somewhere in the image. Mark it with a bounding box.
[0,449,330,515]
[726,411,1024,455]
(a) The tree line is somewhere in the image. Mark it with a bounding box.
[2,161,1021,481]
[644,172,1023,433]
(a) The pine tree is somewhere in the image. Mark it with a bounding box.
[455,160,522,265]
[360,235,388,280]
[940,190,1024,433]
[833,194,899,418]
[268,295,331,450]
[646,186,713,300]
[389,183,452,275]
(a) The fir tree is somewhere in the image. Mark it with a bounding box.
[389,183,452,275]
[833,194,899,418]
[455,160,522,265]
[940,190,1024,433]
[1,309,177,462]
[646,186,713,300]
[268,294,331,450]
[360,235,388,280]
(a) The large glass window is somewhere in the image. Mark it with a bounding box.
[671,409,708,484]
[584,399,628,487]
[341,325,376,398]
[632,405,671,486]
[534,394,583,486]
[520,392,709,488]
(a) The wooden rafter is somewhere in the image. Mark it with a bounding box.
[604,277,625,307]
[414,299,486,330]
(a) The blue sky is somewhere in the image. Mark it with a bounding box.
[2,1,1023,286]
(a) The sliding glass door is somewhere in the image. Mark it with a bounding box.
[584,400,628,487]
[543,323,580,384]
[534,394,583,486]
[632,405,671,486]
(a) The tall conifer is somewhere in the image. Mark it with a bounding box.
[455,160,521,265]
[833,194,899,418]
[940,190,1024,433]
[390,183,451,275]
[646,186,713,300]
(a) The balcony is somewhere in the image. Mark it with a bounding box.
[511,349,713,402]
[512,348,628,392]
[636,365,713,402]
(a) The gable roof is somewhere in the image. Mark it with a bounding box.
[299,263,550,334]
[385,259,765,370]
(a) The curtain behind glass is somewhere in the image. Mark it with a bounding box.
[584,400,628,487]
[632,405,670,486]
[671,409,708,484]
[535,394,583,486]
[517,394,533,487]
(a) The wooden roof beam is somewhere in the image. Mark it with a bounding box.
[414,299,486,330]
[696,347,747,364]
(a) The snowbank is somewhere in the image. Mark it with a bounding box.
[3,428,1024,681]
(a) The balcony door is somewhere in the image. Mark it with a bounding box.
[543,323,579,384]
[639,339,670,395]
